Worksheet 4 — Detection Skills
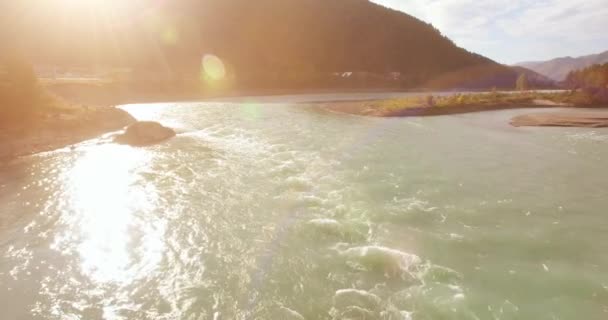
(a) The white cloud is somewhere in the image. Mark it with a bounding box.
[371,0,608,63]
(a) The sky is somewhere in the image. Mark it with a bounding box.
[371,0,608,64]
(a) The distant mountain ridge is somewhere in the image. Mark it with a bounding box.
[6,0,552,90]
[516,50,608,81]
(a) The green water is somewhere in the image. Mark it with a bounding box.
[1,95,607,319]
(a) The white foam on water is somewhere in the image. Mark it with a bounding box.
[330,289,381,319]
[190,128,273,158]
[302,218,346,240]
[340,245,422,277]
[389,197,439,214]
[283,176,313,192]
[277,306,305,320]
[567,131,608,142]
[308,218,342,229]
[414,261,463,284]
[333,288,382,310]
[330,305,375,319]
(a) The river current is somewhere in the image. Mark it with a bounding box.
[1,94,607,319]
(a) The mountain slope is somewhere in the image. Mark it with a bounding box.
[516,50,608,81]
[5,0,545,89]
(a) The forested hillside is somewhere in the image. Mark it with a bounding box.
[566,63,608,89]
[4,0,547,90]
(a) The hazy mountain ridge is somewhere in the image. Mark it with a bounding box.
[516,50,608,81]
[6,0,549,89]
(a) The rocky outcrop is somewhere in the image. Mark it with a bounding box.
[511,111,608,128]
[113,121,176,146]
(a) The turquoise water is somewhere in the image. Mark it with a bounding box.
[1,95,607,319]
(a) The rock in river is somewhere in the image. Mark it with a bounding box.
[114,121,176,146]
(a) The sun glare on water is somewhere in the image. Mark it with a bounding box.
[59,145,165,284]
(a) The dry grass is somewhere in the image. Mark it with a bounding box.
[359,90,602,115]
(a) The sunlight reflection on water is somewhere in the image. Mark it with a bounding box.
[57,144,164,285]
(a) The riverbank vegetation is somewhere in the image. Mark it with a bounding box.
[322,89,607,117]
[565,63,608,102]
[0,54,134,159]
[322,65,608,118]
[0,54,61,122]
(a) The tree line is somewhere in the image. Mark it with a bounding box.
[564,63,608,104]
[565,63,608,89]
[0,51,56,121]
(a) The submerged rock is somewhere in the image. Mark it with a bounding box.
[114,121,176,146]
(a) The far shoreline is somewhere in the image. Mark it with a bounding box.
[3,88,606,162]
[47,80,568,106]
[46,83,458,107]
[317,93,608,129]
[320,100,557,118]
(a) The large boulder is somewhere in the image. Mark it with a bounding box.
[114,121,176,146]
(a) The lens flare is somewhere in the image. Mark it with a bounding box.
[201,54,226,81]
[161,26,179,45]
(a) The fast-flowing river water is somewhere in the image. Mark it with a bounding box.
[1,94,607,319]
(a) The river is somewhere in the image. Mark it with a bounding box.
[1,94,607,319]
